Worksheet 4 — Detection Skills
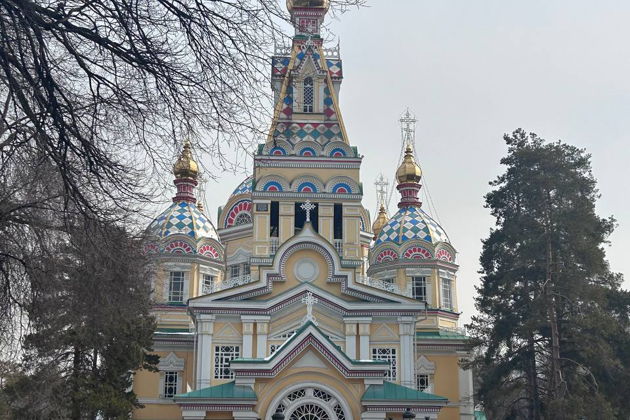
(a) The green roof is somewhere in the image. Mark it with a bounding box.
[416,330,469,340]
[231,320,387,366]
[155,327,191,333]
[362,381,447,401]
[175,381,256,400]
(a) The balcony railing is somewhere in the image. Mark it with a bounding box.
[333,239,343,256]
[203,275,253,294]
[356,276,412,297]
[270,237,279,255]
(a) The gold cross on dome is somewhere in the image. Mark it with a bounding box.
[300,200,316,222]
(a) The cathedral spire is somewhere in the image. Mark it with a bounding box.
[172,139,199,203]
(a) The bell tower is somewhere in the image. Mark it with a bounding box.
[287,0,330,37]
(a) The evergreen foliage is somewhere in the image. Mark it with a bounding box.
[1,220,158,419]
[467,129,630,419]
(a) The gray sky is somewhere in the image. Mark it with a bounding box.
[197,0,629,325]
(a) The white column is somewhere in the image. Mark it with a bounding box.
[195,314,215,389]
[358,318,372,360]
[256,319,269,358]
[459,358,475,419]
[344,321,357,359]
[242,317,254,358]
[398,316,415,388]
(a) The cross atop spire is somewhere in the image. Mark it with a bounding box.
[399,109,417,152]
[374,173,389,211]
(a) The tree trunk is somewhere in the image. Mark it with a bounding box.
[546,234,563,403]
[71,345,81,420]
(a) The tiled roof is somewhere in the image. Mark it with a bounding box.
[416,330,469,340]
[176,381,256,400]
[147,201,218,240]
[374,206,449,246]
[362,381,447,401]
[232,175,253,196]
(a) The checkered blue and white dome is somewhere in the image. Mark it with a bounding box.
[231,175,253,196]
[374,206,450,246]
[147,201,218,240]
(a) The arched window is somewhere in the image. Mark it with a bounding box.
[303,77,314,112]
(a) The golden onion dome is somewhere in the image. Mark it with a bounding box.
[287,0,330,12]
[396,145,422,184]
[173,140,199,180]
[372,205,389,239]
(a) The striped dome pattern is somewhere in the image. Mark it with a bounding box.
[232,175,253,196]
[374,206,449,246]
[147,201,218,240]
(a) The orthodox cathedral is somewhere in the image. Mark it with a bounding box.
[132,1,473,419]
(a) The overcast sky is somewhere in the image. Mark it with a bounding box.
[193,0,629,325]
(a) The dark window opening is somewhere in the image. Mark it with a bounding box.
[295,202,318,233]
[270,201,279,237]
[333,203,343,240]
[303,77,314,112]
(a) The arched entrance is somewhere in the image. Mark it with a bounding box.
[266,384,351,420]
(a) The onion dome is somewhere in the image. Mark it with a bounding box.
[173,140,199,180]
[372,205,389,240]
[147,201,218,240]
[287,0,330,11]
[231,175,253,197]
[374,206,449,246]
[396,146,422,183]
[146,140,219,241]
[372,143,450,246]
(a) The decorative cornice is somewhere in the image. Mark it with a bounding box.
[251,191,362,201]
[363,406,443,413]
[254,156,361,169]
[176,403,254,411]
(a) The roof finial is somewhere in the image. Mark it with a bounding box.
[172,139,199,203]
[395,110,422,208]
[173,139,199,180]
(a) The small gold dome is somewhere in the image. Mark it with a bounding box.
[396,145,422,184]
[372,205,389,239]
[287,0,330,12]
[173,140,199,179]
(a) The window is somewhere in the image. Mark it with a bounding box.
[333,203,343,240]
[234,212,252,226]
[303,77,314,112]
[168,271,185,302]
[163,371,178,398]
[441,278,453,310]
[412,276,427,302]
[230,265,240,279]
[202,274,215,294]
[270,201,279,238]
[243,263,251,276]
[214,345,240,379]
[372,348,397,381]
[417,374,430,391]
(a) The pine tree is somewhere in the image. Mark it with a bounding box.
[3,219,158,419]
[467,129,630,419]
